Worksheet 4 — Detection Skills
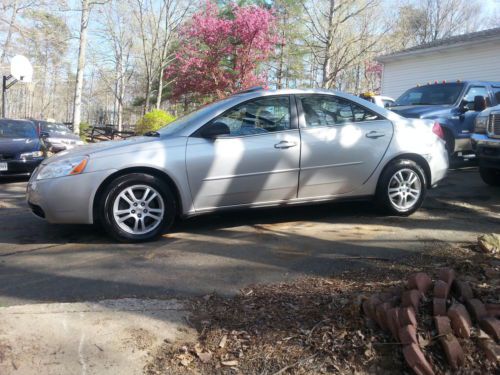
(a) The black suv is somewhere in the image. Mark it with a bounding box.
[0,119,46,177]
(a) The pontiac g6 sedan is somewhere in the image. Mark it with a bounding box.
[27,88,448,242]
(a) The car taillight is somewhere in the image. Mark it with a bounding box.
[432,122,445,140]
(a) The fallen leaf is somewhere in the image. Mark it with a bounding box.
[197,351,212,363]
[221,360,239,366]
[219,335,227,348]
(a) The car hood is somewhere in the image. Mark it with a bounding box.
[42,136,163,164]
[0,138,41,156]
[390,105,451,119]
[47,131,81,141]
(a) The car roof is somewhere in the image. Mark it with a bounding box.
[0,118,35,125]
[172,88,402,137]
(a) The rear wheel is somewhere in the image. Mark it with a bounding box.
[376,159,427,216]
[479,167,500,186]
[100,173,176,242]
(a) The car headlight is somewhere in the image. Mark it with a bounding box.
[474,115,488,134]
[20,151,44,159]
[36,155,88,180]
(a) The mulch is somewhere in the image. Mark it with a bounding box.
[145,240,499,374]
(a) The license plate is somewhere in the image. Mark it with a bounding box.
[0,162,7,171]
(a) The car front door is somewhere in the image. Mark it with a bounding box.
[185,95,301,211]
[297,94,393,198]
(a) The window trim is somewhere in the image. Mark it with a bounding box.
[191,94,298,138]
[295,94,386,129]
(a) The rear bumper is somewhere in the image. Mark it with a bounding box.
[429,141,449,186]
[0,158,43,178]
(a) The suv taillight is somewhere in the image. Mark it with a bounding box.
[432,122,445,140]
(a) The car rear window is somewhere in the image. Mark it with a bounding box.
[0,120,37,138]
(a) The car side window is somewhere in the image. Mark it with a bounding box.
[462,86,488,109]
[492,87,500,104]
[300,95,381,127]
[208,96,291,136]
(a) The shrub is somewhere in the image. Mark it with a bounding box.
[79,121,90,141]
[136,109,176,135]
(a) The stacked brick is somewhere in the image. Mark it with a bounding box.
[362,268,500,374]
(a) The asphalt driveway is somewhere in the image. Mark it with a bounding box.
[0,165,499,307]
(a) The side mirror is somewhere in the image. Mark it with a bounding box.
[473,95,486,112]
[384,102,392,108]
[201,122,230,139]
[40,131,50,139]
[458,99,469,113]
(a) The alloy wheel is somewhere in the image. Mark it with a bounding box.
[387,168,422,211]
[112,184,165,235]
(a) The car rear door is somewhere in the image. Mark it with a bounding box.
[185,95,301,211]
[296,94,393,198]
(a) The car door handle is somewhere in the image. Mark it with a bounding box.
[365,131,386,139]
[274,141,297,149]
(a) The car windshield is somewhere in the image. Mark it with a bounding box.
[395,83,464,106]
[42,123,71,134]
[157,96,236,135]
[0,120,37,138]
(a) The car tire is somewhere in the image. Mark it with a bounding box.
[100,173,176,242]
[479,167,500,186]
[376,159,427,216]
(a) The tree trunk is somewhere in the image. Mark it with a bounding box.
[72,0,90,135]
[322,0,335,89]
[143,78,150,115]
[156,68,163,109]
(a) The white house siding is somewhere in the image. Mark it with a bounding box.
[380,40,500,99]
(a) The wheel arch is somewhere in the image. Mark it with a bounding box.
[92,166,183,224]
[378,153,432,188]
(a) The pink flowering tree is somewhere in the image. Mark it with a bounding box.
[165,2,278,102]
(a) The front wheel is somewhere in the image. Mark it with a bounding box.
[376,159,427,216]
[479,167,500,186]
[100,173,176,242]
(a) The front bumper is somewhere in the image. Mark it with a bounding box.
[472,134,500,169]
[0,158,43,177]
[26,169,115,224]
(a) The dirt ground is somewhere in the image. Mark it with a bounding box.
[0,165,499,308]
[0,164,499,374]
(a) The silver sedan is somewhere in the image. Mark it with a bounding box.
[26,88,448,242]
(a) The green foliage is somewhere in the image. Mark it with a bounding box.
[136,109,176,135]
[79,122,90,141]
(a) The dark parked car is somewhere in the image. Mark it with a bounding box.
[0,119,46,177]
[33,120,84,153]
